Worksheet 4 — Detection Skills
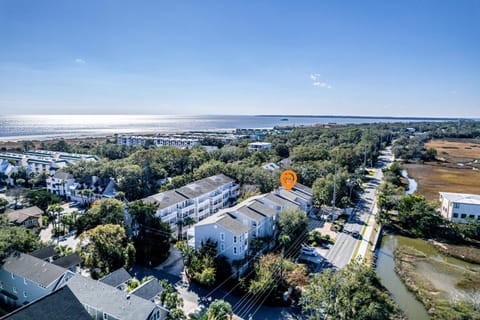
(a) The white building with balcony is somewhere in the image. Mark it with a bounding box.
[142,174,239,234]
[439,192,480,223]
[117,135,200,149]
[248,142,272,151]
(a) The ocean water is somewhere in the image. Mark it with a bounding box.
[0,114,460,141]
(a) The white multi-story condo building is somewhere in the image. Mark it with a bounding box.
[439,192,480,223]
[117,135,200,149]
[142,174,239,234]
[248,142,272,151]
[193,188,308,275]
[0,150,98,176]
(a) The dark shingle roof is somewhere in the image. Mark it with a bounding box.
[67,275,158,320]
[1,252,68,287]
[99,267,131,287]
[131,279,164,301]
[0,286,90,320]
[29,245,58,260]
[52,253,82,269]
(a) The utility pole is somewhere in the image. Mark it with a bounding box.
[363,144,367,174]
[332,164,337,215]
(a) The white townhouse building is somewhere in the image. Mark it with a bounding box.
[142,174,239,234]
[0,252,74,307]
[193,187,309,275]
[117,135,200,149]
[248,142,272,151]
[0,150,98,177]
[439,192,480,223]
[68,176,117,203]
[194,212,250,263]
[46,172,75,197]
[275,183,313,213]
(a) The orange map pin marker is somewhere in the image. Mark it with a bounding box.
[280,169,297,191]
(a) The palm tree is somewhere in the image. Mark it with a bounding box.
[47,204,64,230]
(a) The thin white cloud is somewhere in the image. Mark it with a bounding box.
[310,73,331,89]
[75,58,86,64]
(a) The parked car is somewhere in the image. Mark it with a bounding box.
[352,231,360,239]
[300,246,318,256]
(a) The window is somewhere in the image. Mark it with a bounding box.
[103,312,108,320]
[0,281,3,289]
[453,213,459,218]
[13,287,17,294]
[23,291,27,298]
[233,236,237,243]
[220,243,225,252]
[454,203,460,209]
[469,215,475,219]
[24,278,27,285]
[461,213,467,219]
[11,273,14,279]
[220,233,225,241]
[233,247,237,255]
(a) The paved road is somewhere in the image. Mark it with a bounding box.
[324,149,393,269]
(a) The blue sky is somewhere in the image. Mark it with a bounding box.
[0,0,479,117]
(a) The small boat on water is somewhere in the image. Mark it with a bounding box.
[280,118,289,121]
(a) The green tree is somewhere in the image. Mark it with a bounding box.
[127,200,171,266]
[75,198,125,234]
[116,164,144,200]
[0,223,43,259]
[79,224,135,279]
[247,253,308,298]
[55,244,73,257]
[277,208,308,246]
[300,260,400,320]
[205,300,233,320]
[26,189,61,212]
[397,194,443,237]
[0,198,8,212]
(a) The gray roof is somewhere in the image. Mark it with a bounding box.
[262,193,301,209]
[237,206,265,222]
[29,245,58,260]
[248,200,277,217]
[176,174,233,199]
[278,189,310,203]
[67,275,158,320]
[52,253,83,269]
[217,213,250,235]
[144,190,188,210]
[293,182,313,195]
[0,286,90,320]
[99,267,132,287]
[196,212,249,235]
[1,252,69,287]
[53,172,74,180]
[131,279,164,301]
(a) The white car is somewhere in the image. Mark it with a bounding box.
[300,246,318,256]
